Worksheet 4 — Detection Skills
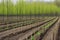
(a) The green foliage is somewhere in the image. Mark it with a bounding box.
[0,0,60,15]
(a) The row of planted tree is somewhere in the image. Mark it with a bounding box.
[0,0,60,16]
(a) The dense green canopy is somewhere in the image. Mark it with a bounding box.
[0,0,60,16]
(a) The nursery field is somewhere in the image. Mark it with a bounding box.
[0,16,59,40]
[0,0,60,40]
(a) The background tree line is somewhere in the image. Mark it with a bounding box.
[0,0,60,16]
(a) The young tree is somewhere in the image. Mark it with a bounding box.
[56,0,60,7]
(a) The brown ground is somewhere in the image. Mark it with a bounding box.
[41,18,60,40]
[0,17,56,40]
